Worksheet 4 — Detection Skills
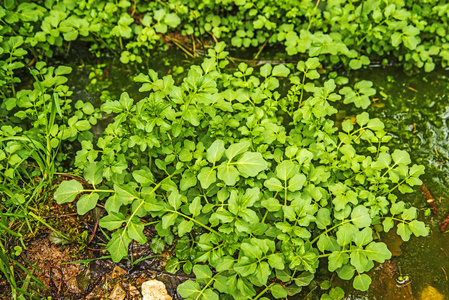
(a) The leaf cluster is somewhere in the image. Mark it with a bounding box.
[54,43,428,298]
[1,0,449,78]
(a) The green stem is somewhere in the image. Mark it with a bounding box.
[28,212,70,241]
[168,209,222,236]
[121,174,174,239]
[84,189,115,193]
[311,219,350,244]
[254,282,276,300]
[195,271,224,300]
[386,175,410,195]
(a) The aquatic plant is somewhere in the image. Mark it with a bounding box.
[55,43,427,298]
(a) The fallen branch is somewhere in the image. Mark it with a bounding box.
[421,183,438,214]
[441,212,449,233]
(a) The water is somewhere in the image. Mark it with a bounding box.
[340,67,449,299]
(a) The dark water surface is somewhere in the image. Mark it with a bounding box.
[338,67,449,299]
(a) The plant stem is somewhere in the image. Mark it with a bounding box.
[168,209,221,236]
[253,282,276,300]
[28,212,70,241]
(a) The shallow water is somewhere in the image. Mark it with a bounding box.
[340,67,449,299]
[67,49,449,299]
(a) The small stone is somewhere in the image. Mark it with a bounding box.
[123,283,140,297]
[128,285,140,297]
[109,283,126,300]
[112,266,127,278]
[419,285,445,300]
[142,280,172,300]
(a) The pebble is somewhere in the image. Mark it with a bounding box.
[109,283,126,300]
[141,280,172,300]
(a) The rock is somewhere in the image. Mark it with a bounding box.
[109,283,126,300]
[112,266,127,278]
[419,285,446,300]
[142,280,172,300]
[128,284,140,297]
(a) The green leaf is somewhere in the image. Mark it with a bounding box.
[356,112,370,126]
[178,220,194,236]
[390,201,405,215]
[391,149,411,165]
[164,13,181,28]
[261,198,282,212]
[114,184,139,205]
[329,287,345,300]
[84,162,103,187]
[234,256,257,276]
[366,118,384,131]
[127,218,147,244]
[272,64,290,77]
[336,223,358,246]
[165,257,181,273]
[241,243,263,259]
[371,152,391,169]
[180,171,198,191]
[178,280,201,298]
[276,160,296,181]
[225,141,250,161]
[353,274,371,291]
[132,168,155,186]
[108,229,131,262]
[383,217,394,232]
[350,249,369,273]
[351,206,371,228]
[217,163,240,186]
[162,212,178,229]
[316,208,331,229]
[264,177,283,192]
[267,253,284,269]
[77,193,99,215]
[168,190,183,210]
[401,207,417,220]
[260,64,272,77]
[328,251,348,272]
[288,174,306,192]
[408,220,428,237]
[99,212,125,230]
[397,222,412,241]
[271,283,288,298]
[236,152,268,177]
[295,272,314,286]
[214,274,229,293]
[391,32,402,47]
[353,227,373,247]
[364,242,391,263]
[54,180,83,204]
[189,197,202,217]
[337,265,355,280]
[207,140,225,163]
[255,261,271,284]
[198,167,217,189]
[403,34,419,50]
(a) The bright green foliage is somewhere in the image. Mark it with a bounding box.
[53,43,427,298]
[0,1,438,298]
[0,62,100,189]
[1,0,449,74]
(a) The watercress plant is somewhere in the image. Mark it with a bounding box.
[55,43,427,298]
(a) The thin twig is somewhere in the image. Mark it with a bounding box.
[253,34,272,60]
[169,38,195,58]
